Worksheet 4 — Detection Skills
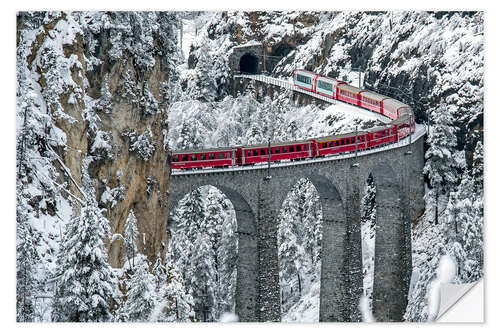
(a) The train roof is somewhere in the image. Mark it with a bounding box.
[367,124,393,133]
[316,75,343,84]
[294,69,318,77]
[360,90,390,101]
[240,139,312,150]
[392,113,412,125]
[172,146,236,154]
[314,130,369,142]
[337,83,365,94]
[383,98,409,110]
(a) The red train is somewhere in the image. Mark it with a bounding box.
[171,70,415,170]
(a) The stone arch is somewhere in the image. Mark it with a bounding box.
[276,177,323,319]
[239,52,259,74]
[368,163,409,321]
[167,183,258,322]
[277,174,350,321]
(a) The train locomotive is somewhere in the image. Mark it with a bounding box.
[171,69,415,170]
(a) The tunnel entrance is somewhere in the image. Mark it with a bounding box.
[239,53,259,74]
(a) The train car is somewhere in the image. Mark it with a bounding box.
[359,90,390,115]
[293,69,319,92]
[392,112,414,140]
[315,75,344,99]
[171,147,236,169]
[238,139,313,165]
[366,125,398,148]
[314,131,368,157]
[381,98,411,120]
[336,83,367,106]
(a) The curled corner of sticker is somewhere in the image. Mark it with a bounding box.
[436,279,484,322]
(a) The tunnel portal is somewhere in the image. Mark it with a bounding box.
[239,53,259,74]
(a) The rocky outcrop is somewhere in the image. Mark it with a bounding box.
[18,12,178,267]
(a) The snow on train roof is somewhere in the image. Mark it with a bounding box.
[360,90,390,101]
[173,146,236,154]
[337,83,365,94]
[314,130,369,142]
[316,75,342,83]
[240,139,312,150]
[383,98,409,109]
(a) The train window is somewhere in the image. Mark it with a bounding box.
[200,154,206,160]
[191,154,197,161]
[217,153,224,159]
[283,147,288,153]
[296,74,311,85]
[254,149,259,156]
[209,153,215,159]
[261,149,266,155]
[318,80,333,91]
[182,155,188,161]
[173,155,179,162]
[297,145,302,152]
[289,146,295,152]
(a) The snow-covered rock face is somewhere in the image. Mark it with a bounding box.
[17,11,180,270]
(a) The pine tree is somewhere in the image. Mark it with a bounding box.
[212,191,238,315]
[360,175,376,310]
[423,105,459,224]
[472,140,484,194]
[120,259,157,322]
[52,202,121,322]
[152,256,195,322]
[188,43,217,102]
[124,209,139,268]
[277,179,322,314]
[188,231,217,322]
[169,188,205,282]
[16,182,38,322]
[404,223,446,322]
[446,173,483,282]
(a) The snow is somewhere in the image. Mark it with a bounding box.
[427,255,457,321]
[359,295,375,322]
[219,312,239,322]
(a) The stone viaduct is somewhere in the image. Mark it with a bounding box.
[167,135,425,322]
[166,44,426,322]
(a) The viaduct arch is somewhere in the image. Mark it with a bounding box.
[167,135,425,322]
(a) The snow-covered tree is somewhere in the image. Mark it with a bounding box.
[124,209,139,268]
[167,186,237,321]
[360,175,376,312]
[423,105,459,224]
[16,182,38,322]
[404,222,446,322]
[278,179,322,315]
[187,44,217,102]
[120,259,157,322]
[126,126,156,161]
[151,255,194,322]
[472,140,484,194]
[445,172,483,282]
[188,231,217,322]
[52,201,121,322]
